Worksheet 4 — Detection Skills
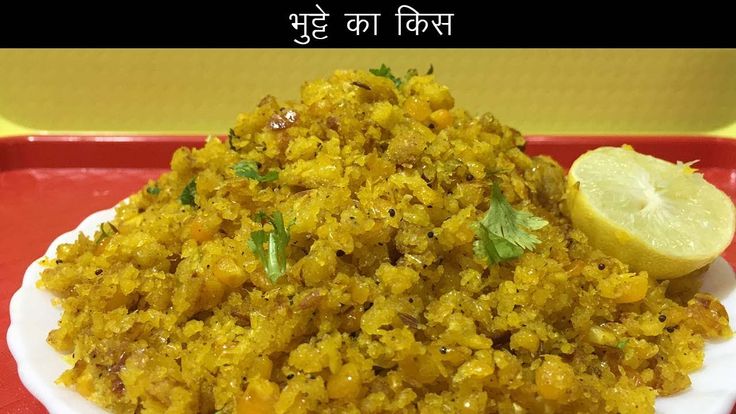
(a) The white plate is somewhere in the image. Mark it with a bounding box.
[7,206,736,414]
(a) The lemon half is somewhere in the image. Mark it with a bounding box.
[567,146,735,279]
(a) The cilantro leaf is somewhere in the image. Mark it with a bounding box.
[473,182,548,265]
[253,210,269,223]
[474,223,524,264]
[369,64,425,88]
[247,211,292,283]
[405,68,419,79]
[146,185,160,195]
[94,222,119,244]
[369,64,401,87]
[233,161,279,183]
[369,64,392,77]
[616,339,629,350]
[180,177,197,206]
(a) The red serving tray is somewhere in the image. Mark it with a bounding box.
[1,135,735,413]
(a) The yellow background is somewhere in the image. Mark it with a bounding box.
[0,49,734,137]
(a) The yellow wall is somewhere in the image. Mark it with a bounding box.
[0,49,734,137]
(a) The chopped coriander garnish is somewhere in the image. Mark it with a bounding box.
[94,222,119,244]
[369,64,432,88]
[616,340,629,350]
[180,178,197,207]
[253,210,268,223]
[146,185,160,195]
[233,160,279,183]
[473,182,548,265]
[405,68,419,79]
[369,64,400,86]
[247,211,293,283]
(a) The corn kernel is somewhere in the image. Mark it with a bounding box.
[429,109,453,129]
[599,273,649,303]
[510,329,540,353]
[189,214,220,242]
[237,378,279,414]
[403,96,432,122]
[327,363,361,400]
[248,355,273,379]
[586,325,617,346]
[535,357,575,400]
[616,274,649,303]
[214,256,246,288]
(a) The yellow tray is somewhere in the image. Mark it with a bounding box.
[0,49,734,137]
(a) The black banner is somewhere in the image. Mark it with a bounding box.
[2,1,733,47]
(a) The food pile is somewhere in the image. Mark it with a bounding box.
[40,68,732,414]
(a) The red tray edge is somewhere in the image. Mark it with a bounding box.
[1,135,736,171]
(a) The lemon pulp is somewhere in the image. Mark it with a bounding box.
[567,146,735,279]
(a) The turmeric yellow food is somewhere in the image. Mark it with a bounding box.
[40,68,732,413]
